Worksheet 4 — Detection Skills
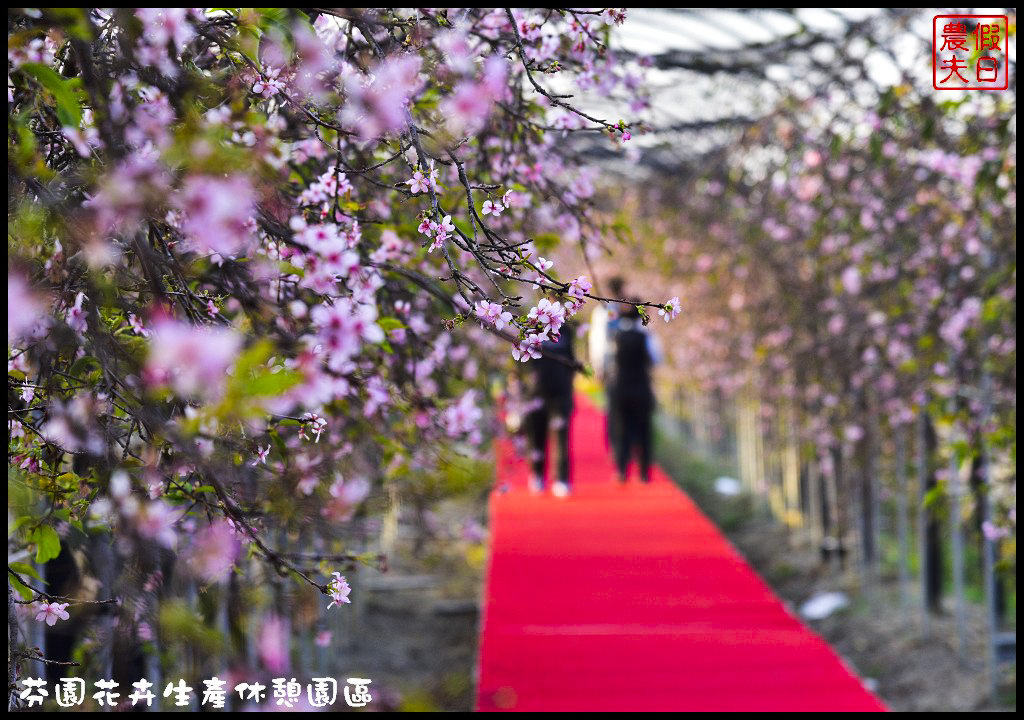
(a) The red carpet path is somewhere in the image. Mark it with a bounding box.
[475,396,886,712]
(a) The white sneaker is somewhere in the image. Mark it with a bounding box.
[528,475,543,494]
[552,480,570,498]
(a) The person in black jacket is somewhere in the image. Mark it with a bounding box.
[609,305,659,484]
[525,324,577,498]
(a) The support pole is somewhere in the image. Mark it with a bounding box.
[895,424,911,614]
[916,410,931,635]
[948,353,967,661]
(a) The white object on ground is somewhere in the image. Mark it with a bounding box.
[713,476,742,496]
[799,591,850,620]
[552,480,570,498]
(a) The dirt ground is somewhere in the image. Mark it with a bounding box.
[337,495,486,712]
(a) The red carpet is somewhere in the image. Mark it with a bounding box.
[475,396,886,711]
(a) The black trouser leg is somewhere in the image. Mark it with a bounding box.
[638,406,653,483]
[555,410,571,485]
[614,400,633,478]
[615,395,652,481]
[527,405,549,484]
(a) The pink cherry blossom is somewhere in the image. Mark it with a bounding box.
[258,614,290,672]
[135,8,195,53]
[406,171,428,194]
[840,266,862,295]
[35,601,70,626]
[310,299,384,371]
[8,272,44,344]
[128,314,150,337]
[527,298,566,335]
[178,175,255,258]
[251,445,270,466]
[252,66,286,97]
[417,218,437,236]
[135,499,182,549]
[300,412,328,442]
[427,161,442,191]
[145,318,242,398]
[982,521,1010,542]
[429,233,448,253]
[567,276,592,300]
[65,292,88,335]
[461,519,487,543]
[444,390,483,441]
[444,80,495,136]
[326,572,351,609]
[188,519,241,582]
[341,54,424,140]
[657,297,680,323]
[474,301,514,331]
[323,474,370,522]
[363,376,390,416]
[512,331,548,362]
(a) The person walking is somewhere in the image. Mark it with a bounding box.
[525,324,577,498]
[587,276,626,451]
[609,304,661,484]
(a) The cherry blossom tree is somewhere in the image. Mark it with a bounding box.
[603,69,1015,624]
[8,7,656,707]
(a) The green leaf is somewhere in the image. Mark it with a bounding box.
[378,317,406,332]
[255,7,292,33]
[69,355,100,378]
[11,117,40,169]
[55,473,80,491]
[233,341,274,378]
[923,485,946,510]
[20,62,83,127]
[246,369,302,397]
[9,515,34,537]
[9,561,42,582]
[10,573,35,601]
[29,525,61,564]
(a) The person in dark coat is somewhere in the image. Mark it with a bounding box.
[609,305,660,484]
[525,324,577,497]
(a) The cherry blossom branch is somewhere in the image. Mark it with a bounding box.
[504,8,623,134]
[13,651,80,667]
[7,568,118,607]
